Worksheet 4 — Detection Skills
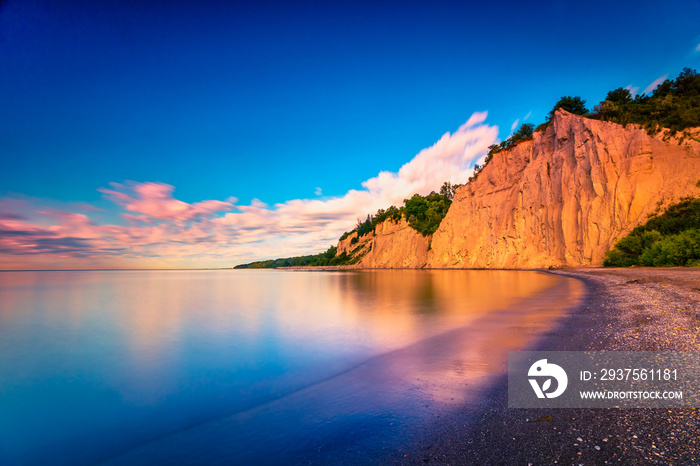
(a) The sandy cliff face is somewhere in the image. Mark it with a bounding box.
[336,110,700,268]
[357,218,431,268]
[337,230,373,260]
[336,218,430,268]
[428,110,700,268]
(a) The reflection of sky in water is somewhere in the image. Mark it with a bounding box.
[0,270,582,465]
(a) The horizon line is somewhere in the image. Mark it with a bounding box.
[0,267,237,272]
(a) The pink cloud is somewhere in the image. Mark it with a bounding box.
[510,119,520,133]
[625,85,640,97]
[0,113,498,269]
[643,74,668,95]
[100,181,233,224]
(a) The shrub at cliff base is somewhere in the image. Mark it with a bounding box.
[604,199,700,267]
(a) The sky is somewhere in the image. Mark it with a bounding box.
[1,0,699,269]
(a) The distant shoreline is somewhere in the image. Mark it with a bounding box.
[275,265,607,271]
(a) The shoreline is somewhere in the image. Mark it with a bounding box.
[273,265,601,271]
[390,267,700,464]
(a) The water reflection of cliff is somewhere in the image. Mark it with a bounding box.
[98,270,584,465]
[330,270,563,349]
[0,269,584,465]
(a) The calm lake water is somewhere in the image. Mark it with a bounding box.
[0,269,583,465]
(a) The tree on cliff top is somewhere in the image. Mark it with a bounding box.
[591,67,700,134]
[510,123,535,143]
[605,87,634,104]
[439,181,461,201]
[548,96,589,120]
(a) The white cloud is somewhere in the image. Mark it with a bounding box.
[510,119,520,133]
[217,112,498,261]
[314,187,322,196]
[250,199,268,209]
[625,85,640,97]
[643,75,668,95]
[696,43,700,52]
[523,112,532,121]
[0,113,499,268]
[464,111,488,127]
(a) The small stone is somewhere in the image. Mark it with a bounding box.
[595,446,601,451]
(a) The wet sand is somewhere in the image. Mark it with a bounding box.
[392,268,700,464]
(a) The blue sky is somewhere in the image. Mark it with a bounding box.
[1,0,699,268]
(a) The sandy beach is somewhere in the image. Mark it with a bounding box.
[389,267,700,464]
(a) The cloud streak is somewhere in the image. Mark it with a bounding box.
[510,119,519,133]
[0,113,498,269]
[625,85,640,97]
[643,74,668,95]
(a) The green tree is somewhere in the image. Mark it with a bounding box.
[605,87,633,103]
[356,215,373,237]
[604,198,700,267]
[439,181,461,201]
[510,123,535,143]
[674,67,700,95]
[548,96,588,119]
[591,68,700,134]
[403,192,452,236]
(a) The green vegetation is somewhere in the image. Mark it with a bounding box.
[403,192,452,236]
[348,205,403,241]
[591,68,700,135]
[603,198,700,267]
[549,96,589,119]
[482,123,535,175]
[534,96,589,133]
[343,181,457,240]
[237,68,700,269]
[234,245,360,268]
[481,95,593,173]
[235,181,457,268]
[439,181,459,200]
[470,67,700,183]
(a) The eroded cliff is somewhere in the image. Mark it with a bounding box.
[340,110,700,268]
[429,110,700,268]
[337,218,430,268]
